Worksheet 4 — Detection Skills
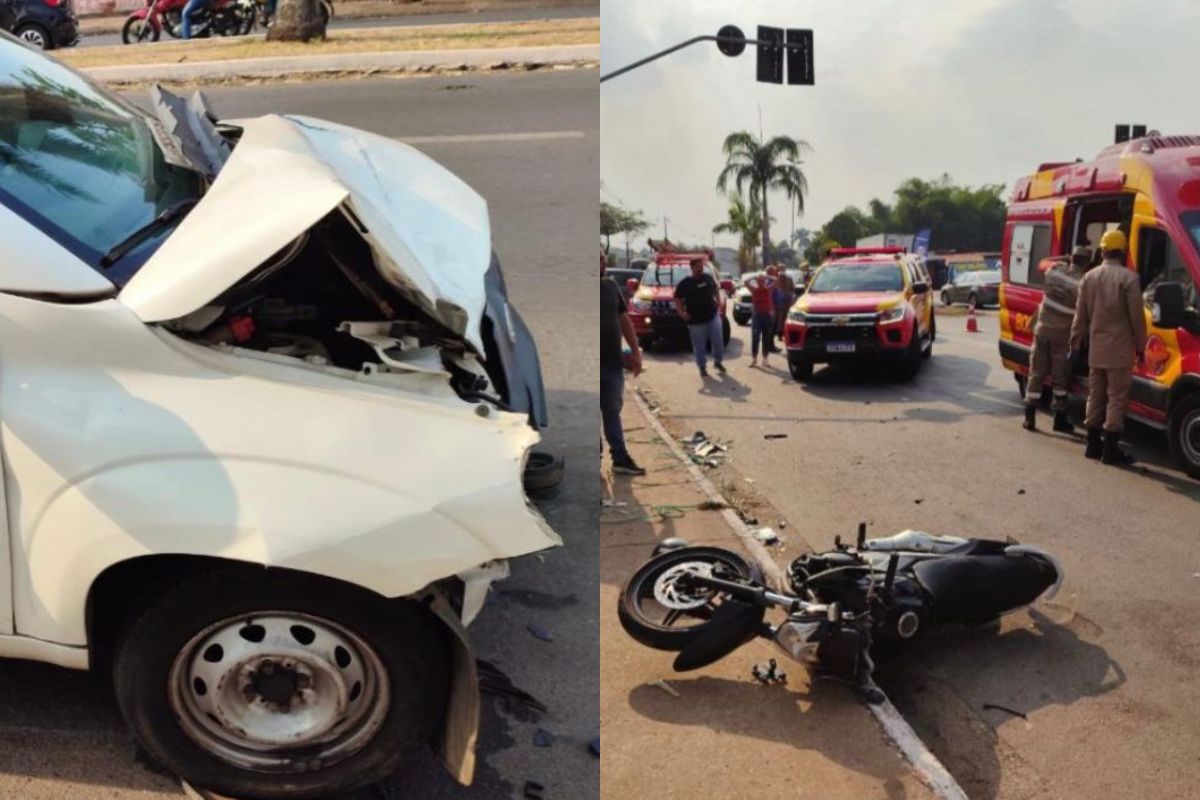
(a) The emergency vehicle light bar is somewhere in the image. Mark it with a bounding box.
[829,247,905,257]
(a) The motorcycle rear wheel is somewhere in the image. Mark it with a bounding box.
[618,547,761,651]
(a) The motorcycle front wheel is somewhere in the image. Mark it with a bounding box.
[121,16,160,43]
[618,546,761,651]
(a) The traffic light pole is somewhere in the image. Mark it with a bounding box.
[600,34,790,83]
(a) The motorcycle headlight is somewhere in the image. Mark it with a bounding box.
[788,310,807,324]
[878,306,906,324]
[773,619,823,664]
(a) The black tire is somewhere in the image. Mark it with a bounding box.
[121,15,160,44]
[788,353,813,382]
[14,22,51,49]
[734,314,749,327]
[618,547,760,651]
[1168,393,1200,479]
[113,568,449,800]
[923,312,935,359]
[722,316,732,346]
[523,449,564,497]
[900,323,922,380]
[941,290,951,307]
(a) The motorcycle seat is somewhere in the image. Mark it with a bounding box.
[911,553,1056,625]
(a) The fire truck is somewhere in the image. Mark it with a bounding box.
[998,130,1200,476]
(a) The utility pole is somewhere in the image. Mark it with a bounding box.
[663,215,669,242]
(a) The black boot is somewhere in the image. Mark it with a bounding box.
[1101,430,1135,465]
[1085,427,1103,459]
[1023,405,1037,431]
[1052,410,1075,434]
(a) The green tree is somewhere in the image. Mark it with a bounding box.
[600,201,650,264]
[888,176,1006,251]
[712,194,766,273]
[804,230,842,265]
[716,131,812,266]
[823,206,878,248]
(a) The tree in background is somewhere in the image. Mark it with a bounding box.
[267,0,325,41]
[803,230,842,266]
[600,201,650,265]
[809,175,1006,253]
[712,194,766,273]
[716,132,811,267]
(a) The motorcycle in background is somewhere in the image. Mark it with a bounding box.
[619,524,1062,686]
[123,0,253,42]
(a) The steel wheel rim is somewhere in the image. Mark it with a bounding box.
[19,29,46,47]
[1182,411,1200,465]
[168,611,390,773]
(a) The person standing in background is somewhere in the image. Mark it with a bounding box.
[1023,245,1090,433]
[1069,230,1147,465]
[600,249,645,476]
[673,257,725,377]
[746,267,776,367]
[772,266,795,345]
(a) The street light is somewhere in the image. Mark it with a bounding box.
[600,24,815,85]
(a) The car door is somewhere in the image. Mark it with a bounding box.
[1131,220,1197,409]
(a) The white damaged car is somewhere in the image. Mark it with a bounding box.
[0,34,560,799]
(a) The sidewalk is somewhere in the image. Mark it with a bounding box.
[599,383,937,800]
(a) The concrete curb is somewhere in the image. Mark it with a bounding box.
[79,43,598,83]
[627,386,969,800]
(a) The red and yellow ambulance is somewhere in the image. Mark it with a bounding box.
[998,132,1200,476]
[784,247,936,381]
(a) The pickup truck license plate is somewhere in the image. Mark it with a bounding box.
[826,342,856,353]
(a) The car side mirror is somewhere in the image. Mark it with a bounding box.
[1151,281,1186,329]
[626,278,640,294]
[912,281,930,295]
[721,279,735,295]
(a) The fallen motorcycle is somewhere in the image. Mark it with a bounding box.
[619,524,1062,684]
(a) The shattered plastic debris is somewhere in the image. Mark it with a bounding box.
[477,659,548,717]
[752,527,780,545]
[588,736,600,757]
[764,433,788,440]
[533,728,555,748]
[682,432,730,468]
[524,781,546,800]
[751,658,788,686]
[648,679,680,698]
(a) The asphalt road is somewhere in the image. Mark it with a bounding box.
[80,4,597,47]
[630,306,1200,800]
[0,71,598,799]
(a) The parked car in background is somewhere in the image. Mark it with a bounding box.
[1,0,79,49]
[606,268,643,301]
[626,254,733,349]
[732,279,754,325]
[940,268,1002,308]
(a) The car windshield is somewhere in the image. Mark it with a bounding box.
[641,265,699,286]
[0,39,201,286]
[975,270,1001,283]
[1183,211,1200,257]
[808,262,904,293]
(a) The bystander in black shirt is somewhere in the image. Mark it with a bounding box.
[600,276,627,370]
[674,272,719,324]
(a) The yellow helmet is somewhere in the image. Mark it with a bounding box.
[1100,229,1127,252]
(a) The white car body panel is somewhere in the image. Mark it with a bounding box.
[119,114,493,353]
[0,291,560,646]
[0,203,115,298]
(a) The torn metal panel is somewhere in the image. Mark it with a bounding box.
[119,114,492,353]
[149,85,231,178]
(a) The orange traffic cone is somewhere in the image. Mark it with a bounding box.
[966,306,979,333]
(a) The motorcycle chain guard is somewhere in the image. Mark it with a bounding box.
[672,599,766,672]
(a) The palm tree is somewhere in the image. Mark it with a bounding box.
[712,194,767,273]
[716,132,811,266]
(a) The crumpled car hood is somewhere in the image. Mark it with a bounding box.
[119,113,493,353]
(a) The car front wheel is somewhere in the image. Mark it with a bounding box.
[113,568,449,799]
[1169,394,1200,479]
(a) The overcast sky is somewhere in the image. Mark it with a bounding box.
[600,0,1200,251]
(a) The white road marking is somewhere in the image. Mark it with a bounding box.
[396,130,586,144]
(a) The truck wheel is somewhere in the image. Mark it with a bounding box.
[1168,394,1200,479]
[900,323,922,380]
[788,353,813,382]
[923,312,935,359]
[941,290,951,306]
[112,569,449,800]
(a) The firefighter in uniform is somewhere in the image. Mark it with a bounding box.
[1069,229,1147,464]
[1024,245,1091,433]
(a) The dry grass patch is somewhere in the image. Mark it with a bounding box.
[58,17,597,68]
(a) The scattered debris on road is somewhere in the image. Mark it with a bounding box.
[764,433,788,440]
[478,659,548,718]
[588,736,600,757]
[527,623,555,642]
[682,430,729,467]
[533,728,555,748]
[647,679,680,698]
[751,659,788,686]
[523,780,546,799]
[753,527,780,545]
